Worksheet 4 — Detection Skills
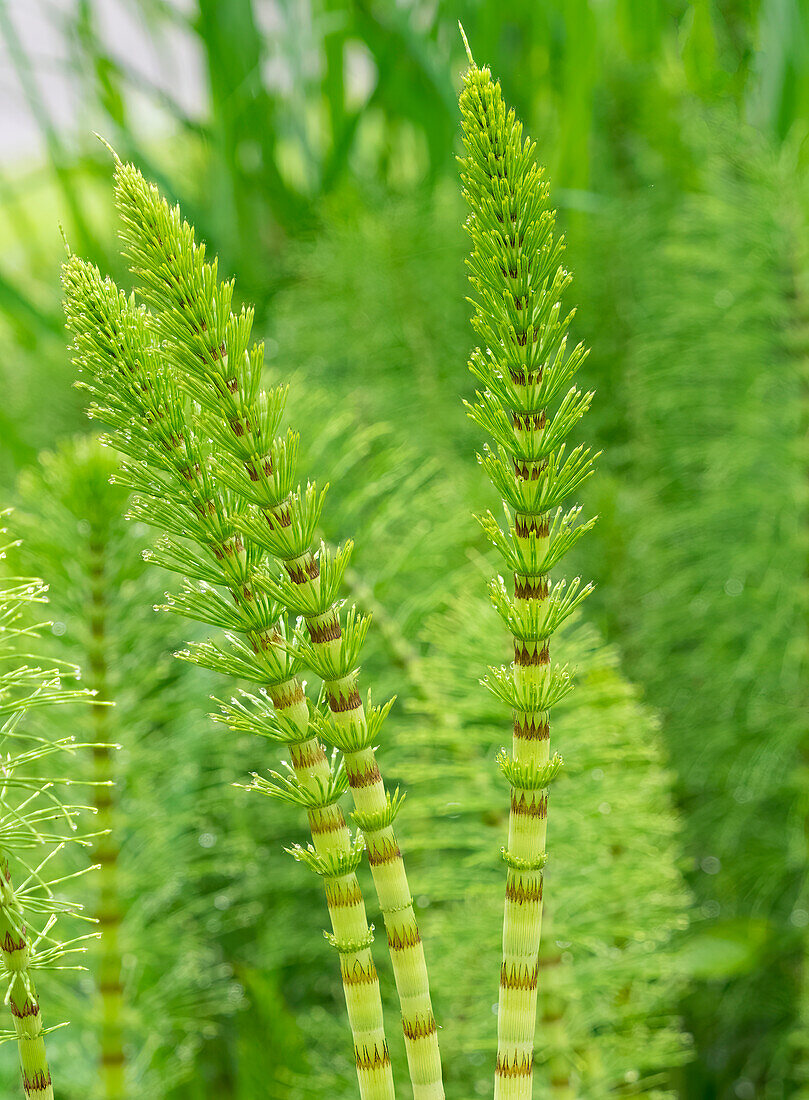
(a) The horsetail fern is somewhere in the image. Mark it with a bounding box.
[0,528,98,1099]
[459,37,597,1097]
[61,239,397,1097]
[108,160,444,1100]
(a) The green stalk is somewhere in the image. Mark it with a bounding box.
[0,857,53,1100]
[458,36,596,1098]
[109,161,444,1099]
[61,260,394,1100]
[87,539,125,1099]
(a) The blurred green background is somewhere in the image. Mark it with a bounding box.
[1,1,809,1098]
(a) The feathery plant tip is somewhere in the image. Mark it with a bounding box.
[459,46,597,1098]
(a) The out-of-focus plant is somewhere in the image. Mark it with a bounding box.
[11,437,237,1099]
[587,114,809,1097]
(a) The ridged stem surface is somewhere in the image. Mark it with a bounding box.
[61,257,394,1100]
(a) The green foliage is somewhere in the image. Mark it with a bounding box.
[589,113,809,1097]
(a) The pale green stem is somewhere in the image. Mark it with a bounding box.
[268,690,395,1100]
[494,511,550,1100]
[288,568,444,1100]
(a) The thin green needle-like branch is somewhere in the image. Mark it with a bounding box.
[458,45,597,1099]
[0,564,99,1100]
[109,161,445,1100]
[61,259,395,1100]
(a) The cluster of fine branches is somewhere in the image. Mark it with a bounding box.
[0,519,98,1100]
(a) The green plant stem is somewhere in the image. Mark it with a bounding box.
[87,540,125,1100]
[497,597,548,1099]
[0,855,54,1100]
[295,571,443,1099]
[290,735,394,1098]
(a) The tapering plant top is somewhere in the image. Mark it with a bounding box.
[458,37,597,1100]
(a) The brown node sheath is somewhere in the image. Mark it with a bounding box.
[500,961,540,991]
[309,615,341,644]
[514,641,550,667]
[324,877,364,909]
[403,1013,438,1040]
[341,958,379,986]
[308,806,347,837]
[510,792,548,819]
[496,1053,533,1078]
[514,575,549,600]
[346,760,382,789]
[286,555,321,584]
[514,714,550,741]
[289,743,327,774]
[329,686,362,713]
[2,931,26,953]
[505,877,544,905]
[387,924,422,951]
[355,1044,392,1070]
[23,1070,52,1094]
[367,838,402,868]
[270,680,306,711]
[515,514,549,539]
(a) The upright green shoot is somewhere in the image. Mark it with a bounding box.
[458,40,597,1098]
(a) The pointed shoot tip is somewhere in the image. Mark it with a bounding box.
[93,133,121,164]
[459,22,475,66]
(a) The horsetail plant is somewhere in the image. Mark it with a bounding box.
[459,35,597,1098]
[61,253,396,1099]
[108,158,444,1100]
[0,526,100,1100]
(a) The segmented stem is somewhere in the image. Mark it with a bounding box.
[0,857,53,1100]
[276,714,394,1100]
[459,50,595,1100]
[301,578,442,1099]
